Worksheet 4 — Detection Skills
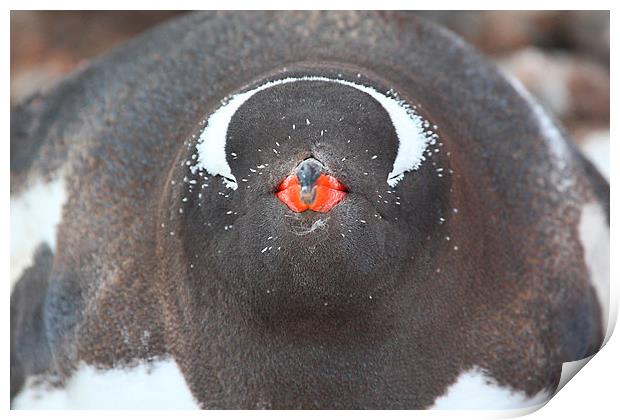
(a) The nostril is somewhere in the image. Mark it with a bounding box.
[299,185,317,205]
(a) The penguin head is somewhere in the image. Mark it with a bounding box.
[174,66,452,319]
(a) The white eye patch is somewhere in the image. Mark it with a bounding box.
[192,76,435,190]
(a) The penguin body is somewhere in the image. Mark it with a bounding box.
[10,11,608,409]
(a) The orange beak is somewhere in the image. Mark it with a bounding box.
[276,174,347,213]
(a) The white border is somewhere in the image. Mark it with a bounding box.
[192,76,433,190]
[4,4,616,419]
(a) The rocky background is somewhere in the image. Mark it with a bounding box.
[10,11,610,179]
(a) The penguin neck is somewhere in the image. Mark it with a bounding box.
[240,296,402,342]
[167,275,463,408]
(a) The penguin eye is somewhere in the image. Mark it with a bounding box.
[220,175,238,190]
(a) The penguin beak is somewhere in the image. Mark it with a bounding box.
[276,158,347,213]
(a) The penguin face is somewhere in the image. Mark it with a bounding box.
[179,68,451,318]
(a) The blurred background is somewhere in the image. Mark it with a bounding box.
[10,11,610,179]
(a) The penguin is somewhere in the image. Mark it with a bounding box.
[10,11,609,409]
